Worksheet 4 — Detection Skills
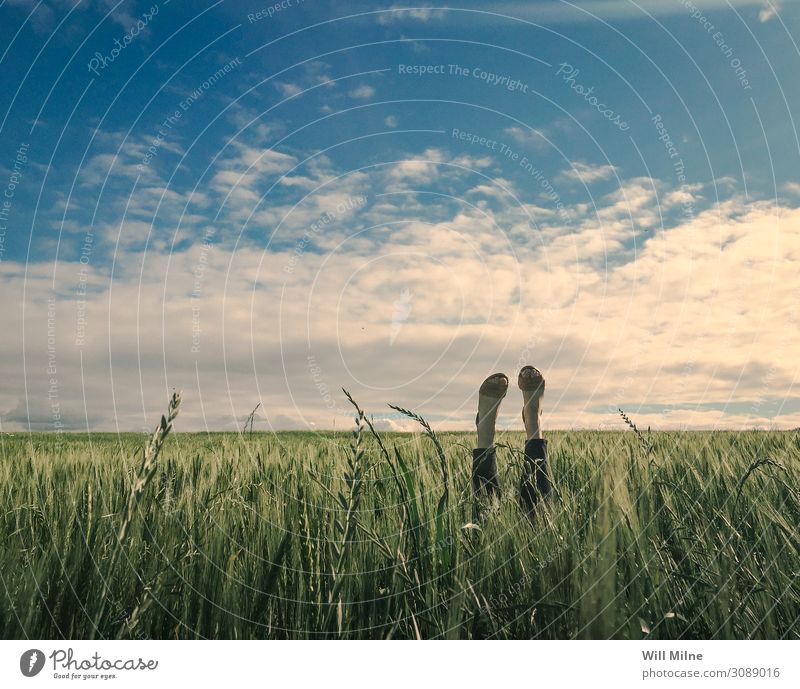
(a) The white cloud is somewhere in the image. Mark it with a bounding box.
[714,176,739,191]
[557,161,618,184]
[271,63,335,100]
[759,1,781,21]
[491,0,792,23]
[274,82,302,98]
[388,159,437,182]
[4,187,799,432]
[504,126,549,150]
[782,181,800,195]
[467,177,519,201]
[384,147,495,184]
[209,142,297,218]
[450,154,494,169]
[349,84,376,100]
[384,115,399,128]
[377,6,446,24]
[6,121,800,432]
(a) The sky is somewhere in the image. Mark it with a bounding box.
[0,0,799,433]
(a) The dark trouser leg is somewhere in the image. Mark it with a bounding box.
[520,438,551,511]
[472,447,500,498]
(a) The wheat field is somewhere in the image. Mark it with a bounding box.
[1,401,797,640]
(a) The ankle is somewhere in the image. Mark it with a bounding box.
[477,426,495,448]
[523,406,543,440]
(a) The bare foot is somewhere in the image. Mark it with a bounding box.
[476,373,508,448]
[518,366,545,440]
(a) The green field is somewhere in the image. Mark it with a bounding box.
[1,412,798,639]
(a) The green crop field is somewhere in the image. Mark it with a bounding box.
[1,403,798,640]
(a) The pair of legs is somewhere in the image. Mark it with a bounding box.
[473,366,552,512]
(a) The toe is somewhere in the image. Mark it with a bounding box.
[518,366,545,391]
[479,372,509,399]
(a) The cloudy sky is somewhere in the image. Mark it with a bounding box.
[1,0,799,433]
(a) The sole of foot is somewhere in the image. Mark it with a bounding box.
[476,373,508,447]
[479,372,509,400]
[518,366,545,439]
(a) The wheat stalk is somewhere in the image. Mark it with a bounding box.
[118,391,182,543]
[323,389,368,634]
[388,403,449,491]
[618,407,655,457]
[94,391,181,636]
[242,402,261,436]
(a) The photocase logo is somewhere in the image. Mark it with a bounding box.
[390,288,413,345]
[20,649,45,677]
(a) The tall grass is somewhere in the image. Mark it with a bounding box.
[0,403,797,639]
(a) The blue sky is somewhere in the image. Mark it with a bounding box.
[1,0,799,432]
